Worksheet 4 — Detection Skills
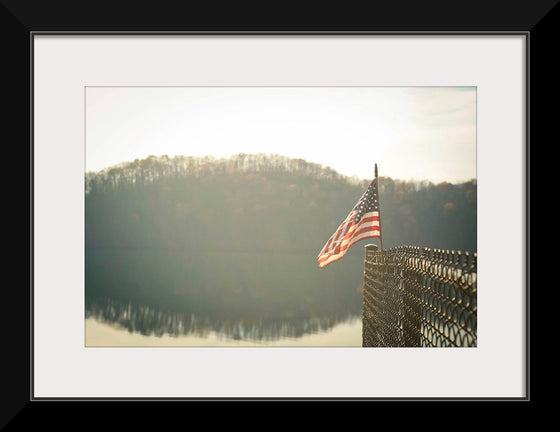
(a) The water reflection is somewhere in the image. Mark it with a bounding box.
[86,298,359,343]
[85,248,364,345]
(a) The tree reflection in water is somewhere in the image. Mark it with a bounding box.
[85,298,358,343]
[85,246,365,344]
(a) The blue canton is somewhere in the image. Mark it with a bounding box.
[353,180,379,224]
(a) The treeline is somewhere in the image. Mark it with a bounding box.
[85,153,348,195]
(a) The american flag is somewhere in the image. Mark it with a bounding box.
[317,178,381,268]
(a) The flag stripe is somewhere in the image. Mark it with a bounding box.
[322,214,379,253]
[317,178,381,268]
[318,229,379,265]
[320,213,352,253]
[319,214,354,255]
[340,222,379,247]
[319,213,379,256]
[318,229,380,267]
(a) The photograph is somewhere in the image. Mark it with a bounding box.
[84,86,477,347]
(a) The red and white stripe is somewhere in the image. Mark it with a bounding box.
[317,210,380,268]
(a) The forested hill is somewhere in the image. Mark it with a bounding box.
[85,153,476,253]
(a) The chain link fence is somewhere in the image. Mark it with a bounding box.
[362,244,477,347]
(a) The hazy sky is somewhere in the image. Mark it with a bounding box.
[85,86,476,183]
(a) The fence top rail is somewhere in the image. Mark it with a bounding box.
[364,244,477,293]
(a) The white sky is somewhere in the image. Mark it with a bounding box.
[85,86,476,184]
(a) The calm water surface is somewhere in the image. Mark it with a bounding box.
[86,249,365,347]
[85,315,362,347]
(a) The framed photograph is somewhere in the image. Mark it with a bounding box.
[4,0,550,422]
[32,33,525,396]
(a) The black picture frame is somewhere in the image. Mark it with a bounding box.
[4,0,551,425]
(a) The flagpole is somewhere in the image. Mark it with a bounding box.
[375,163,384,251]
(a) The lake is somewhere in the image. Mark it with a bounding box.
[85,248,366,347]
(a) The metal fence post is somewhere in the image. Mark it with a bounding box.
[362,243,379,347]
